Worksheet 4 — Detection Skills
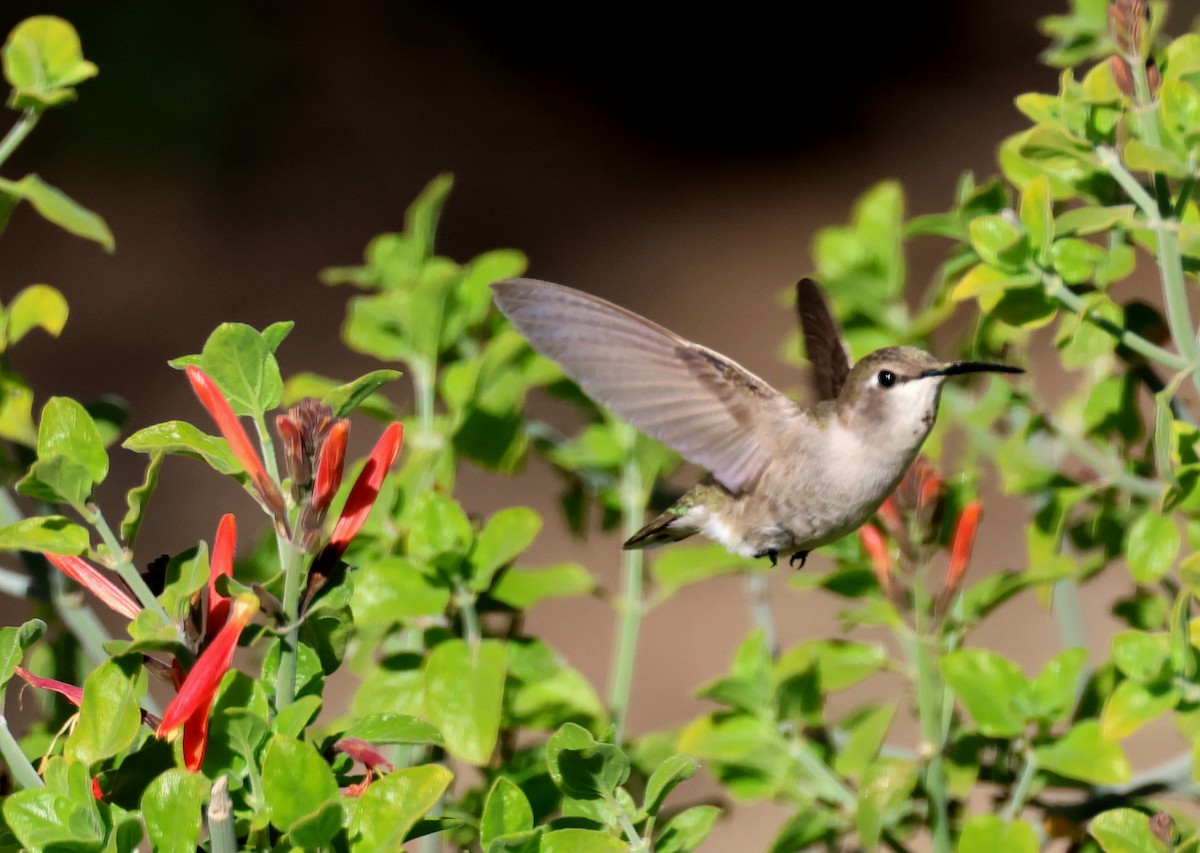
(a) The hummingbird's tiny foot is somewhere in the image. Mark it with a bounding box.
[789,550,809,570]
[754,548,779,567]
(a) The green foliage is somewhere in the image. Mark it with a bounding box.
[4,5,1200,852]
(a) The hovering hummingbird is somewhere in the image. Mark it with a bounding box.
[491,278,1022,567]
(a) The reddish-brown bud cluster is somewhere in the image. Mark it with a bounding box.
[277,399,352,550]
[1109,0,1160,98]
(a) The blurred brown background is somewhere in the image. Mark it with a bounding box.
[1,2,1195,849]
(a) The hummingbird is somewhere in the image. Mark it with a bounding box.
[491,277,1022,567]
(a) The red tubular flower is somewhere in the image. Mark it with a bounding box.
[334,737,395,772]
[876,496,902,538]
[14,665,84,706]
[46,554,141,620]
[157,593,258,747]
[322,422,403,560]
[206,514,237,636]
[186,366,285,518]
[859,524,892,593]
[917,467,943,516]
[91,777,103,800]
[945,501,983,596]
[311,420,350,517]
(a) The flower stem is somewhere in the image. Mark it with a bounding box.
[743,572,778,657]
[609,426,646,743]
[275,539,301,710]
[207,776,237,853]
[0,712,43,789]
[0,109,39,169]
[784,724,856,809]
[1000,749,1038,822]
[904,589,951,853]
[87,505,173,626]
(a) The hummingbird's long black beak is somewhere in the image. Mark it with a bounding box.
[921,361,1024,379]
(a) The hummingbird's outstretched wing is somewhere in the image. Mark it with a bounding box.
[492,278,799,494]
[795,278,851,401]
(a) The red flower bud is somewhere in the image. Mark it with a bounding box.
[334,737,395,772]
[945,501,982,597]
[311,420,350,518]
[46,554,141,620]
[206,514,237,637]
[859,524,892,593]
[91,776,103,800]
[322,423,403,560]
[186,366,286,519]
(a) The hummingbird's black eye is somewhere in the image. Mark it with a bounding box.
[877,370,896,388]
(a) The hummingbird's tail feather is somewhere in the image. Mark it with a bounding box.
[623,510,698,550]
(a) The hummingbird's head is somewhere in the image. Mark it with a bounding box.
[839,346,1022,440]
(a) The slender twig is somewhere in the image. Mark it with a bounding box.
[0,712,43,789]
[275,538,302,710]
[903,595,951,853]
[743,572,778,657]
[1000,749,1039,822]
[0,109,39,169]
[87,505,174,626]
[783,724,857,810]
[1044,414,1162,500]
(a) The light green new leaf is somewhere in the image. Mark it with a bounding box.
[2,760,104,849]
[323,369,402,418]
[198,323,285,417]
[969,215,1026,270]
[350,764,453,853]
[1101,680,1179,740]
[2,16,97,109]
[120,451,162,548]
[1019,175,1054,263]
[141,769,209,853]
[1029,647,1088,723]
[545,723,630,801]
[651,543,757,597]
[262,734,340,832]
[6,284,67,346]
[480,777,534,847]
[423,639,506,765]
[351,557,451,627]
[833,703,897,780]
[0,515,88,555]
[1126,513,1180,584]
[957,815,1038,853]
[1090,807,1171,853]
[643,754,699,817]
[1035,720,1131,785]
[407,492,474,561]
[656,805,722,853]
[541,829,628,853]
[65,655,146,766]
[0,175,112,250]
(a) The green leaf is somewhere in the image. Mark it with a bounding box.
[642,754,699,817]
[1100,680,1179,740]
[651,543,757,597]
[541,829,628,853]
[21,396,109,507]
[274,695,322,739]
[198,323,285,417]
[1089,807,1171,853]
[856,758,917,849]
[349,764,453,853]
[1054,204,1136,236]
[120,451,162,548]
[351,557,452,626]
[1126,513,1180,583]
[289,801,345,850]
[775,640,889,693]
[1029,647,1088,723]
[949,263,1038,302]
[0,618,45,687]
[1124,139,1191,179]
[2,16,97,109]
[0,515,88,554]
[469,507,541,592]
[261,320,294,352]
[65,655,146,766]
[490,562,595,609]
[141,769,209,853]
[941,649,1029,736]
[545,722,630,801]
[1019,176,1054,264]
[656,804,722,853]
[0,174,112,251]
[957,815,1038,853]
[6,283,67,346]
[323,369,402,418]
[423,639,506,765]
[159,545,210,625]
[969,215,1027,270]
[1035,720,1131,785]
[480,777,534,848]
[262,734,340,832]
[341,713,443,747]
[833,703,897,780]
[2,759,104,849]
[407,492,474,561]
[123,420,242,476]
